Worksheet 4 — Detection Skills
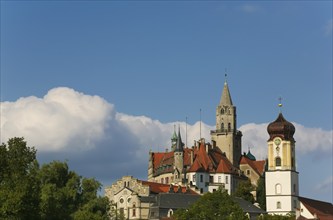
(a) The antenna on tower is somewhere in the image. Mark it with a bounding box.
[185,116,188,148]
[199,109,202,140]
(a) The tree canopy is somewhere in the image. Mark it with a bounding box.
[174,188,247,220]
[0,137,110,220]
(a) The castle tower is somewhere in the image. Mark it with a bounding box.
[174,127,184,183]
[211,80,242,167]
[265,112,299,215]
[171,126,178,151]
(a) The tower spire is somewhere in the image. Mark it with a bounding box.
[220,79,233,106]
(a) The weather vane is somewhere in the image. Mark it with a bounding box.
[278,97,283,112]
[224,68,228,83]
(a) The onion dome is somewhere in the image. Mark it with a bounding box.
[246,150,256,161]
[267,113,295,141]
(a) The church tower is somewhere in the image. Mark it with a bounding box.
[211,79,242,167]
[265,111,299,215]
[174,127,184,183]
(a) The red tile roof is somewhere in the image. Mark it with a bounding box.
[299,196,333,220]
[140,180,197,195]
[152,142,241,176]
[240,155,266,176]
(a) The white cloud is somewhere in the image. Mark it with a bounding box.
[239,122,333,160]
[1,87,113,151]
[1,87,332,189]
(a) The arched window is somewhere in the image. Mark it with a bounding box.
[221,123,224,130]
[277,201,281,209]
[161,178,164,184]
[132,203,136,217]
[165,177,169,184]
[275,157,281,166]
[275,184,281,194]
[228,123,231,131]
[221,109,225,114]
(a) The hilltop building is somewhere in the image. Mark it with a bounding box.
[105,78,333,220]
[147,80,263,195]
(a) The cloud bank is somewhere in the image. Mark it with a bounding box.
[1,87,332,195]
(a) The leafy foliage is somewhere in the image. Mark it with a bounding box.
[0,137,40,219]
[0,137,110,220]
[257,213,296,220]
[256,177,266,210]
[233,179,255,204]
[174,188,247,220]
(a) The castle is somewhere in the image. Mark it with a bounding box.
[147,80,265,196]
[105,79,333,219]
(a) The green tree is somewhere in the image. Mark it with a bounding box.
[73,178,110,220]
[256,177,266,210]
[0,137,40,219]
[257,213,295,220]
[0,137,110,219]
[234,179,255,204]
[174,188,247,220]
[39,161,81,219]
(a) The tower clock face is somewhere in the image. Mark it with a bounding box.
[274,138,281,146]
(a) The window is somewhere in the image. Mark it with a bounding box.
[293,184,296,193]
[293,200,297,209]
[228,123,231,131]
[276,202,281,209]
[132,204,136,217]
[120,208,124,216]
[221,123,224,130]
[218,176,222,183]
[225,176,229,184]
[166,177,169,184]
[193,174,196,182]
[275,157,281,166]
[246,170,250,175]
[200,175,203,183]
[209,175,214,183]
[200,188,203,194]
[275,184,281,194]
[221,109,225,114]
[120,198,124,204]
[161,178,164,184]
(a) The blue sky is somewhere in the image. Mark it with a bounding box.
[1,1,332,203]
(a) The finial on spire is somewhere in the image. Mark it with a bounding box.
[278,97,283,112]
[224,68,228,84]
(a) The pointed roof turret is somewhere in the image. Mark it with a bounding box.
[174,127,183,152]
[219,81,233,106]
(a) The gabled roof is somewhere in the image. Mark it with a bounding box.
[299,196,333,220]
[140,180,197,195]
[187,142,215,173]
[240,155,266,176]
[154,193,200,209]
[216,157,235,174]
[233,197,266,215]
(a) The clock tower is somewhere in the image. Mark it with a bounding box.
[265,112,299,215]
[211,79,242,167]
